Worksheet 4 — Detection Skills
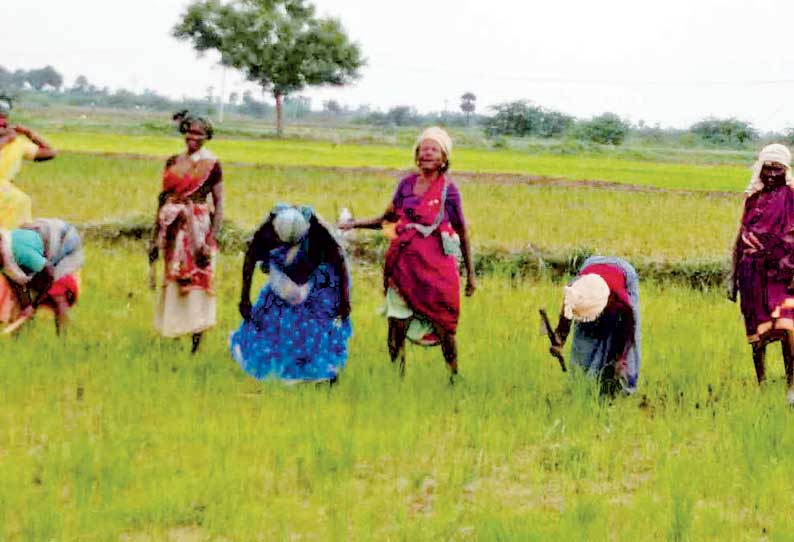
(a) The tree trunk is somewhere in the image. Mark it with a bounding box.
[275,92,283,138]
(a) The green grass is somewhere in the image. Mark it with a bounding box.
[23,153,742,262]
[43,131,754,192]
[1,244,791,541]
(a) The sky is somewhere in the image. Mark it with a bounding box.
[4,0,794,131]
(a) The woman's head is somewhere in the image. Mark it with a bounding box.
[175,111,213,154]
[563,273,610,322]
[746,143,793,194]
[414,126,452,174]
[271,205,313,245]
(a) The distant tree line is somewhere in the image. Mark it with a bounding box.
[0,65,779,147]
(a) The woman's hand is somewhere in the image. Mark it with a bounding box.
[726,273,738,302]
[465,275,477,296]
[338,299,351,319]
[741,232,764,254]
[147,241,159,264]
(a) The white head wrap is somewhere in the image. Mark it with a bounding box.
[273,207,311,244]
[745,143,794,195]
[414,126,453,161]
[563,273,610,322]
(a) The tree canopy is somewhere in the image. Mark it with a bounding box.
[173,0,365,135]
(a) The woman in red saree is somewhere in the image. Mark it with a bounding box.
[340,127,476,381]
[148,113,223,353]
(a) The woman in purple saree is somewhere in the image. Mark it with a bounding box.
[730,143,794,404]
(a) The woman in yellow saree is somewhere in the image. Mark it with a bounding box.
[0,96,57,229]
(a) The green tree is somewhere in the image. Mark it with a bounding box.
[484,100,573,138]
[25,66,63,91]
[460,92,476,123]
[689,117,758,146]
[576,113,630,145]
[173,0,364,136]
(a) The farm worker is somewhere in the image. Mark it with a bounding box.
[230,205,352,383]
[148,112,223,354]
[728,143,794,405]
[0,219,83,334]
[547,256,641,395]
[0,95,58,229]
[339,127,476,383]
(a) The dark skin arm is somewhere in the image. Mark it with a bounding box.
[453,223,477,296]
[239,219,278,320]
[52,294,71,335]
[13,125,57,161]
[24,265,55,309]
[550,310,573,358]
[729,228,742,301]
[148,156,179,265]
[338,204,397,230]
[209,167,224,241]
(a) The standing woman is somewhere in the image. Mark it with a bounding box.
[729,143,794,404]
[0,95,57,229]
[339,127,476,381]
[230,205,352,382]
[148,113,223,353]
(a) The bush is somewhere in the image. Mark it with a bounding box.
[575,113,630,145]
[689,117,758,146]
[484,100,573,138]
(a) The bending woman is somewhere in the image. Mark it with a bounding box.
[549,256,641,395]
[0,96,57,229]
[149,112,223,353]
[0,219,83,334]
[339,127,476,381]
[230,205,352,382]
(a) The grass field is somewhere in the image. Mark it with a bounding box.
[4,129,792,541]
[24,153,742,263]
[42,131,755,192]
[3,244,792,541]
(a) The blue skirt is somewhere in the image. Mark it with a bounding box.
[230,264,352,381]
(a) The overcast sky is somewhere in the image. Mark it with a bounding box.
[4,0,794,131]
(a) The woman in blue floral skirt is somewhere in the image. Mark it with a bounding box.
[230,205,352,382]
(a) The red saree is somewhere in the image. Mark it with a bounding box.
[384,175,460,334]
[156,151,219,293]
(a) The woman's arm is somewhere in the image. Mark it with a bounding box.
[13,125,57,161]
[448,184,476,295]
[338,204,396,230]
[149,157,180,264]
[209,163,224,241]
[458,226,476,296]
[239,220,277,320]
[729,228,742,301]
[28,265,55,309]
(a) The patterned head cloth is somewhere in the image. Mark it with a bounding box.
[563,273,610,322]
[272,205,312,244]
[414,126,453,160]
[745,143,794,195]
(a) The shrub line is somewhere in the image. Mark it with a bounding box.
[79,218,730,288]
